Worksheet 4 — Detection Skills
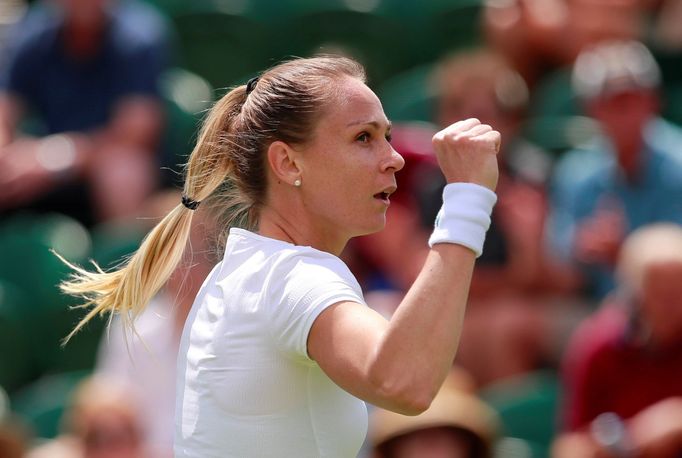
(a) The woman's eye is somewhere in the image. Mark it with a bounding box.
[385,133,392,143]
[357,132,370,143]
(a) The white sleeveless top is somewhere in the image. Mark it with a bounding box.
[175,228,368,457]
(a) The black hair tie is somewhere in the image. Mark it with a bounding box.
[181,194,201,211]
[246,77,259,95]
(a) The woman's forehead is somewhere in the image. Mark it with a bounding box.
[326,78,388,127]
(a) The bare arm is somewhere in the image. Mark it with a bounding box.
[552,398,682,458]
[0,95,163,218]
[309,244,475,415]
[308,119,500,415]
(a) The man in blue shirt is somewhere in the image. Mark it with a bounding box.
[0,0,170,226]
[547,40,682,298]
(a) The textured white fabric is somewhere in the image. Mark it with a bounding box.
[428,183,497,257]
[174,228,368,458]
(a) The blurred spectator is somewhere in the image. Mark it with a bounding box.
[565,0,645,60]
[483,0,571,86]
[547,40,682,299]
[483,0,647,86]
[370,367,500,458]
[96,190,216,458]
[553,223,682,458]
[0,0,27,60]
[0,0,170,226]
[28,375,147,458]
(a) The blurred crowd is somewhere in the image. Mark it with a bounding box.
[1,0,682,457]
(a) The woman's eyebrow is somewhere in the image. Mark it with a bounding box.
[345,120,393,129]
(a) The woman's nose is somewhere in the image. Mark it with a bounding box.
[384,145,405,173]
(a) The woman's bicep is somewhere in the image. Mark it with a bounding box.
[307,301,391,406]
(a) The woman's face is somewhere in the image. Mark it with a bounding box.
[293,77,405,245]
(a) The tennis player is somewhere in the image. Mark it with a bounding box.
[61,56,500,457]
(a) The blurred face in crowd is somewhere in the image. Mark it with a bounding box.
[79,410,143,458]
[438,78,508,133]
[639,260,682,348]
[436,57,525,151]
[568,0,643,54]
[587,88,658,164]
[376,427,479,458]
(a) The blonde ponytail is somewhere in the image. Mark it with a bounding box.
[60,86,249,342]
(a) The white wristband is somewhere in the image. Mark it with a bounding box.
[428,183,497,257]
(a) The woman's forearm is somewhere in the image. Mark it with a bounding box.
[366,243,476,413]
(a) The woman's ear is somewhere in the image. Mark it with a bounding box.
[266,140,301,186]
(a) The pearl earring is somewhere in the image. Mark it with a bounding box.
[294,179,301,187]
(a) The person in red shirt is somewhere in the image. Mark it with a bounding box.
[554,223,682,457]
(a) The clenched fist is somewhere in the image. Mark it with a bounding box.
[432,118,501,191]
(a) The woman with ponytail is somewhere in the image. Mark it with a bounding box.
[61,56,501,457]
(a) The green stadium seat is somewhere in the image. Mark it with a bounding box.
[158,67,214,187]
[0,213,90,315]
[172,11,273,88]
[270,2,402,86]
[528,68,582,119]
[0,214,103,375]
[379,0,484,69]
[10,370,90,439]
[378,64,435,123]
[89,220,147,272]
[481,370,561,457]
[0,281,35,393]
[521,115,599,156]
[662,84,682,127]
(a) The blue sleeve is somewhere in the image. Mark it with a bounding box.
[0,25,40,100]
[657,156,682,223]
[114,2,172,99]
[546,154,582,261]
[119,42,168,98]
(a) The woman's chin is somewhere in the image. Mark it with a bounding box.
[354,217,387,238]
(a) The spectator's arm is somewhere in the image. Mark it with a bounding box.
[104,95,164,153]
[627,397,682,457]
[551,431,613,458]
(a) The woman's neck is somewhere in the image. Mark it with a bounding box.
[257,206,348,256]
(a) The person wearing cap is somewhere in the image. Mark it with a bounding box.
[553,223,682,457]
[370,368,500,458]
[546,40,682,299]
